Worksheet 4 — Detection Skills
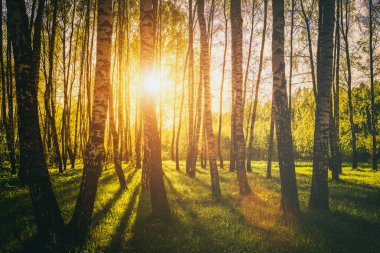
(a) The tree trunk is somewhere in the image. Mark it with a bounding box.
[45,0,63,173]
[140,0,171,222]
[329,0,342,180]
[266,101,275,179]
[309,0,335,211]
[335,0,342,174]
[300,0,317,100]
[135,89,142,169]
[217,0,228,169]
[191,72,204,172]
[124,0,132,163]
[176,52,188,171]
[1,7,16,175]
[242,1,255,112]
[231,0,250,195]
[288,0,295,112]
[271,0,300,215]
[246,0,267,172]
[198,0,221,198]
[16,0,44,184]
[369,0,377,171]
[70,0,113,233]
[66,1,78,170]
[109,74,127,190]
[341,0,357,169]
[171,48,178,162]
[117,0,126,163]
[186,0,196,176]
[329,94,340,181]
[6,0,65,239]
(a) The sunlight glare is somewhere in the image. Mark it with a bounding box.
[143,75,160,95]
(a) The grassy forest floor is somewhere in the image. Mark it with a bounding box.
[0,161,380,252]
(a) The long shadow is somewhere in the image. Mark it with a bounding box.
[170,167,380,252]
[168,173,286,251]
[125,167,140,185]
[106,184,141,252]
[59,168,141,251]
[92,167,140,225]
[127,174,219,252]
[195,168,207,175]
[128,165,380,252]
[163,174,200,218]
[296,210,380,253]
[177,167,212,190]
[56,172,117,205]
[252,164,380,252]
[164,173,264,229]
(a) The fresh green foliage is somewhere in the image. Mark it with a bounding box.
[0,161,379,252]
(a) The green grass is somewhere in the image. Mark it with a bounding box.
[0,161,379,252]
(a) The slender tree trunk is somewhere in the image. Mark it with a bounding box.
[246,0,267,172]
[341,0,357,169]
[230,9,236,174]
[61,1,70,172]
[198,0,221,198]
[1,7,16,174]
[288,0,295,111]
[6,38,16,174]
[300,0,317,100]
[217,0,228,170]
[231,0,250,195]
[70,0,114,233]
[176,52,188,171]
[66,1,78,169]
[329,0,342,180]
[124,0,132,162]
[117,0,126,163]
[309,0,335,211]
[45,0,63,173]
[192,72,203,171]
[369,0,377,171]
[186,0,196,176]
[156,0,163,142]
[329,98,340,181]
[229,120,236,171]
[242,1,255,112]
[140,0,171,222]
[6,0,65,239]
[85,0,96,135]
[201,115,206,169]
[335,0,342,174]
[266,100,275,179]
[271,0,300,215]
[109,74,127,189]
[171,48,178,162]
[135,94,142,169]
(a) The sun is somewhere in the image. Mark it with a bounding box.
[146,75,160,91]
[143,73,172,96]
[142,74,161,95]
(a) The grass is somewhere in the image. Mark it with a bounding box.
[0,161,379,252]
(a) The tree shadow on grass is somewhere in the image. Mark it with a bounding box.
[106,183,141,252]
[12,167,139,252]
[55,171,116,209]
[248,166,380,253]
[164,167,380,253]
[296,210,380,253]
[91,166,140,226]
[125,174,224,253]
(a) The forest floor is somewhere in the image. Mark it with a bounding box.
[0,161,380,252]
